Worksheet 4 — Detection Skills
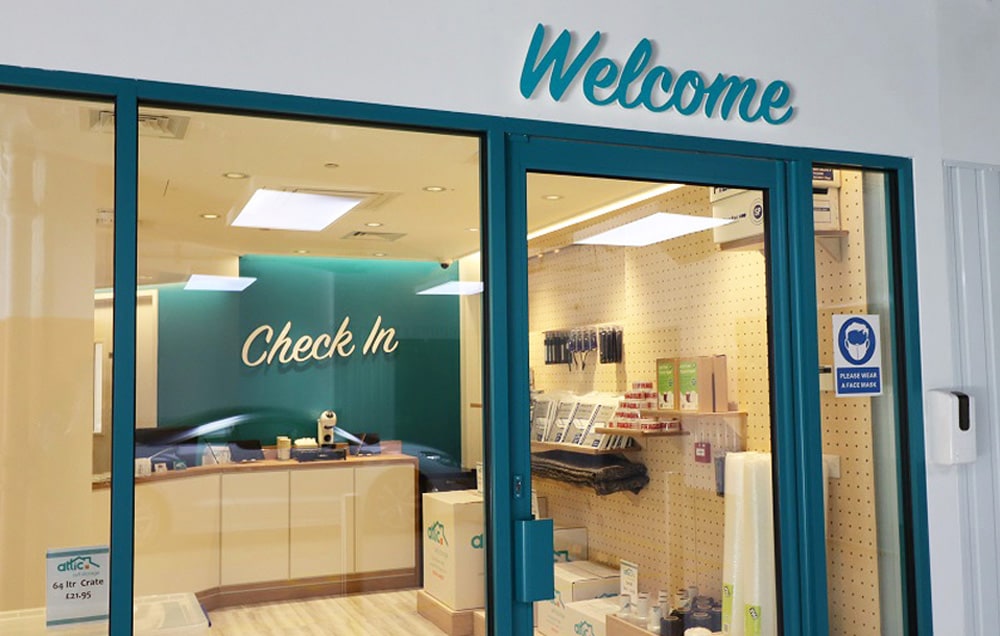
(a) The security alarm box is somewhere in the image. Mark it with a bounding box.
[712,168,841,246]
[927,389,976,465]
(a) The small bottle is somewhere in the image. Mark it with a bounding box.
[617,594,632,622]
[647,606,662,633]
[660,614,683,636]
[632,593,649,626]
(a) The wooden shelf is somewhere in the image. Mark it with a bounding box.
[530,441,640,455]
[594,427,689,438]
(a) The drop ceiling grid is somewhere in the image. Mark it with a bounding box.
[815,169,883,634]
[530,184,770,600]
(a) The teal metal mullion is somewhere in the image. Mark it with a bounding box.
[483,127,517,636]
[504,133,534,634]
[766,160,804,635]
[109,86,138,634]
[892,164,934,634]
[785,160,830,634]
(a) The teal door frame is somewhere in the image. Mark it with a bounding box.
[504,136,818,635]
[0,64,932,635]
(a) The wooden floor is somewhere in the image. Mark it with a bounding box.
[207,589,449,636]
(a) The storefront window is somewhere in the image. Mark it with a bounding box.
[0,92,114,632]
[526,174,778,635]
[813,166,905,634]
[134,108,485,632]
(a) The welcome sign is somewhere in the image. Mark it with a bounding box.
[520,24,795,125]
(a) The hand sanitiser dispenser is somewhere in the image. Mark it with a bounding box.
[928,390,976,465]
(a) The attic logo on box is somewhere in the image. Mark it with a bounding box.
[427,521,449,546]
[520,24,795,125]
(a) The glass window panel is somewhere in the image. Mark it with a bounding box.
[135,108,485,632]
[813,165,904,635]
[0,92,114,633]
[526,174,779,635]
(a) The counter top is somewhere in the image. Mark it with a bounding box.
[93,452,417,490]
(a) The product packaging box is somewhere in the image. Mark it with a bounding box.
[563,596,622,636]
[422,490,485,610]
[678,357,714,412]
[711,188,765,245]
[536,562,620,636]
[656,358,679,411]
[553,526,588,562]
[712,354,729,412]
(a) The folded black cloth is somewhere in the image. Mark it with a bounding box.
[531,450,649,495]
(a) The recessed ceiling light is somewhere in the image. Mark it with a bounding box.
[231,188,364,232]
[542,194,563,201]
[575,212,732,247]
[423,185,446,193]
[184,274,256,292]
[200,213,220,220]
[373,252,387,257]
[365,222,384,228]
[138,275,153,281]
[467,227,478,232]
[222,171,249,179]
[417,281,484,296]
[323,162,340,169]
[294,249,309,254]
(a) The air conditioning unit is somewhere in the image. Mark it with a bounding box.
[712,168,840,247]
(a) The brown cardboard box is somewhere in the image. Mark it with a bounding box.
[678,357,714,412]
[713,354,729,412]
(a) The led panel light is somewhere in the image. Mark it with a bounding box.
[417,281,484,296]
[574,212,733,247]
[231,188,363,232]
[184,274,256,292]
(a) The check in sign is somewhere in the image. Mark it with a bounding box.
[46,545,109,628]
[833,314,882,397]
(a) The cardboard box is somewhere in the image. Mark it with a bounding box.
[563,597,622,636]
[423,490,485,610]
[553,526,588,562]
[656,358,679,411]
[536,562,620,636]
[678,357,714,412]
[712,354,729,412]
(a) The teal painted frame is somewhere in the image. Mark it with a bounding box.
[0,63,932,635]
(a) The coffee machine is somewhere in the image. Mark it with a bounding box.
[317,410,337,446]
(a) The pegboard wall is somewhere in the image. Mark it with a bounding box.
[529,172,887,633]
[529,183,771,602]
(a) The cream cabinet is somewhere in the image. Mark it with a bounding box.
[289,467,355,578]
[134,474,221,595]
[354,463,417,572]
[220,471,289,586]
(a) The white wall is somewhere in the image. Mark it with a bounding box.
[2,1,993,631]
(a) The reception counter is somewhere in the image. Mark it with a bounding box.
[92,454,419,609]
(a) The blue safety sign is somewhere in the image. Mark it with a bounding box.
[832,314,882,397]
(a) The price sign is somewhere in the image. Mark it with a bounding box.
[620,559,639,603]
[46,545,109,628]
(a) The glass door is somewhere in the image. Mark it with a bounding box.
[505,136,807,636]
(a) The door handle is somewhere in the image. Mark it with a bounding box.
[514,518,554,603]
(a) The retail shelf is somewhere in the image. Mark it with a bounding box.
[530,441,641,455]
[593,427,689,438]
[638,408,747,419]
[717,229,850,261]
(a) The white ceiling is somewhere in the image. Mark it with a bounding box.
[0,94,665,288]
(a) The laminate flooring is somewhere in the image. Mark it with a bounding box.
[207,589,449,636]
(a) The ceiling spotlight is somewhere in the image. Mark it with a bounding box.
[294,249,309,254]
[200,213,220,220]
[365,222,384,228]
[467,227,478,232]
[423,185,446,193]
[323,162,340,169]
[373,252,387,257]
[222,171,249,179]
[542,194,563,201]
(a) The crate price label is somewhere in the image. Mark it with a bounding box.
[46,545,109,628]
[833,314,883,397]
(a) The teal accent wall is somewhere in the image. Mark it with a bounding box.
[157,256,462,460]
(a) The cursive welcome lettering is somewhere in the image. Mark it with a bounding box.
[520,24,794,125]
[241,316,396,367]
